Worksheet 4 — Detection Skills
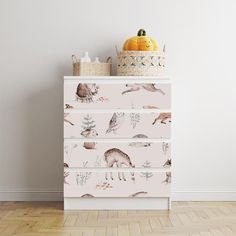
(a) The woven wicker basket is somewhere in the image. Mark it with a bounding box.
[72,55,112,76]
[116,48,165,76]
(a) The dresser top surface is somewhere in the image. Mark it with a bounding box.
[64,76,170,83]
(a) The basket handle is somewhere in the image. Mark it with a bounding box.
[163,45,166,53]
[72,55,78,63]
[115,45,121,57]
[106,57,112,64]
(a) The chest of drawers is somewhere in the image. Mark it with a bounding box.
[64,76,171,210]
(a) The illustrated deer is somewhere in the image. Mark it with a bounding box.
[104,148,135,181]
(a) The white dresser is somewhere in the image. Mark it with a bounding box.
[64,76,171,210]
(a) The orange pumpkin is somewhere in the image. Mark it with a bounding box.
[123,29,158,51]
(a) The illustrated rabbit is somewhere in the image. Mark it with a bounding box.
[76,83,99,103]
[152,112,171,125]
[81,129,98,138]
[104,148,135,181]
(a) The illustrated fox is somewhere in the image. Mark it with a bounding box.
[152,112,171,125]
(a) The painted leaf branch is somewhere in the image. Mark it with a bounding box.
[140,160,153,181]
[76,162,92,186]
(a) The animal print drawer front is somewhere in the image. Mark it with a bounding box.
[64,112,171,139]
[64,171,171,198]
[64,82,171,109]
[64,142,171,169]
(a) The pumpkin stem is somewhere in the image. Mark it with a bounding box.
[137,29,146,37]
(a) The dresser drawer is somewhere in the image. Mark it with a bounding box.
[64,171,171,198]
[64,112,171,139]
[64,141,171,169]
[64,82,171,109]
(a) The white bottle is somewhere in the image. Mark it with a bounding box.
[81,52,91,62]
[94,57,100,63]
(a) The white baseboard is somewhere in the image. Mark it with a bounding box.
[0,188,236,201]
[0,188,63,201]
[172,190,236,201]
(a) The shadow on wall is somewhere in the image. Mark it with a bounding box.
[22,64,66,191]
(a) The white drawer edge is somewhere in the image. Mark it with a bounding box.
[64,76,170,81]
[64,168,171,173]
[64,80,171,84]
[64,109,171,113]
[64,138,171,143]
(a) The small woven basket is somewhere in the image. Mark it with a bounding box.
[116,47,165,76]
[72,55,112,76]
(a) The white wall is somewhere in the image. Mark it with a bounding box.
[0,0,236,201]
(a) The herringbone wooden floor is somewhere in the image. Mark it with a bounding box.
[0,202,236,236]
